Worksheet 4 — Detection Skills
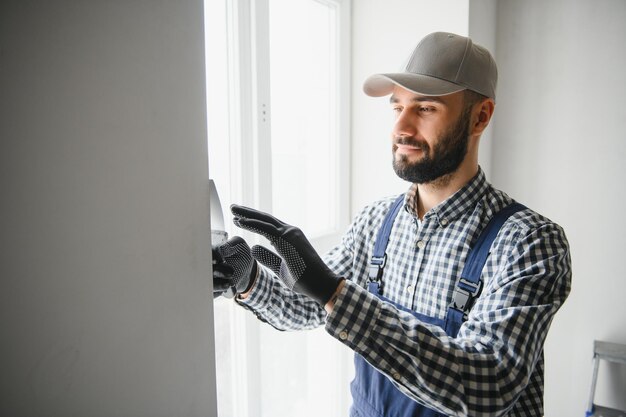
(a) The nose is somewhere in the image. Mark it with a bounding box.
[392,109,418,139]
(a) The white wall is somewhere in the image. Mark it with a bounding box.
[492,1,626,415]
[0,1,218,416]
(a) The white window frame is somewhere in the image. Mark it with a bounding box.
[244,0,351,248]
[206,0,352,415]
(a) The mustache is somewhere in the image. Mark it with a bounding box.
[393,136,429,149]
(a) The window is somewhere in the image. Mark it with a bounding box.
[205,0,352,416]
[268,0,340,238]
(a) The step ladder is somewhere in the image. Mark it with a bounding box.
[586,340,626,417]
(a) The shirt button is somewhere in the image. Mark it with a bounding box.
[406,285,415,295]
[416,240,426,249]
[440,218,448,226]
[393,372,402,381]
[339,331,349,340]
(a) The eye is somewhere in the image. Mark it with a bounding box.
[418,106,436,113]
[392,106,403,114]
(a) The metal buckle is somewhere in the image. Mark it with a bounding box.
[368,254,387,282]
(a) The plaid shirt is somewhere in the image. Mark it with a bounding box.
[240,169,571,417]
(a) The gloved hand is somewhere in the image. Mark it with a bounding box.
[212,236,257,299]
[251,245,296,288]
[231,205,342,306]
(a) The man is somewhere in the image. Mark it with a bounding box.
[213,32,571,417]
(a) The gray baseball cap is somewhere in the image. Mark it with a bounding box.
[363,32,497,100]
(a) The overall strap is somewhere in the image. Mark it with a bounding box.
[448,202,526,319]
[368,194,405,294]
[368,196,526,316]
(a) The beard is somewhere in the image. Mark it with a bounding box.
[392,106,472,184]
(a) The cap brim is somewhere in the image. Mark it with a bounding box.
[363,73,466,97]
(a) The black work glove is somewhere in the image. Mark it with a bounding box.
[212,236,257,299]
[231,205,342,306]
[251,245,296,288]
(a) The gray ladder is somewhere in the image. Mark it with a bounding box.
[586,341,626,417]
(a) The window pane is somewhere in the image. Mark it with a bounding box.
[269,0,338,238]
[259,326,309,416]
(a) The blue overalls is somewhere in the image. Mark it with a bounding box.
[349,195,525,417]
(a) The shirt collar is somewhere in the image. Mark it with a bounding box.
[404,168,490,225]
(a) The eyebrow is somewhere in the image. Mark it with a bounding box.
[389,95,446,105]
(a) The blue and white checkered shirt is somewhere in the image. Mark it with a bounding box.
[240,169,571,416]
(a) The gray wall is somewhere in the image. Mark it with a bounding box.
[492,0,626,414]
[0,1,218,416]
[468,0,497,180]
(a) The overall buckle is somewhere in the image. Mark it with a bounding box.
[368,254,386,282]
[450,278,482,312]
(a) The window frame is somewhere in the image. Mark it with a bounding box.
[249,0,351,251]
[206,0,352,415]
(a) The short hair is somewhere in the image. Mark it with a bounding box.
[464,90,489,108]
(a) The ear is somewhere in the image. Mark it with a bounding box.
[470,98,495,137]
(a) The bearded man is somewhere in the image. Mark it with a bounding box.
[213,32,572,417]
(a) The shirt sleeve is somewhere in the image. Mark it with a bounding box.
[236,211,364,330]
[325,220,572,417]
[235,263,326,330]
[236,198,395,330]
